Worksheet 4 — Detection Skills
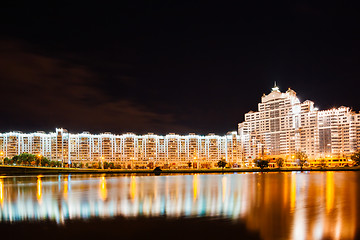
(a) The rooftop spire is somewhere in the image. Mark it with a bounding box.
[271,81,280,92]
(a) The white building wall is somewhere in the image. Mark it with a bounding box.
[238,86,360,160]
[0,129,244,168]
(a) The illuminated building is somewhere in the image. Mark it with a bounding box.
[0,84,359,167]
[0,129,242,168]
[238,84,360,162]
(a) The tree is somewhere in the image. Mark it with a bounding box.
[217,159,227,170]
[351,151,360,166]
[4,157,11,165]
[18,153,35,166]
[109,162,114,169]
[276,158,284,169]
[92,162,99,169]
[40,156,50,167]
[12,155,19,165]
[187,161,192,169]
[296,151,308,170]
[103,161,110,169]
[254,158,269,170]
[319,159,327,168]
[35,157,41,166]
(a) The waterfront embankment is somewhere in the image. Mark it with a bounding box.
[0,165,360,175]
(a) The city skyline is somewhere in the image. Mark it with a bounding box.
[1,85,359,168]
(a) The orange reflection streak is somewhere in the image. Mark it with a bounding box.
[130,176,136,201]
[326,171,334,213]
[193,174,198,201]
[0,178,3,206]
[283,173,288,208]
[64,177,68,199]
[37,176,42,202]
[290,173,296,211]
[99,176,107,201]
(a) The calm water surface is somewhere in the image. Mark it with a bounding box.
[0,171,359,240]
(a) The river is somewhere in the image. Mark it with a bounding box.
[0,171,359,240]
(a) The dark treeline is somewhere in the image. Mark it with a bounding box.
[3,153,61,167]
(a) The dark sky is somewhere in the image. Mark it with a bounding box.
[0,2,359,135]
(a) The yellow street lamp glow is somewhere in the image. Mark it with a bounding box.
[0,151,4,165]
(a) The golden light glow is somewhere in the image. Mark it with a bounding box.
[283,173,288,208]
[0,178,3,206]
[193,174,198,201]
[37,175,42,202]
[130,176,136,201]
[99,176,107,201]
[290,173,296,211]
[326,171,334,213]
[64,176,68,199]
[1,151,5,165]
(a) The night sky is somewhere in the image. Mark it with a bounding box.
[1,2,359,135]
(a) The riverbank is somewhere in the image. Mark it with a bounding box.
[0,164,359,175]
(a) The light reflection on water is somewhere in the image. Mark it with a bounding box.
[0,171,359,240]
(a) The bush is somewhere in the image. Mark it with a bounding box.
[216,160,227,169]
[276,158,284,168]
[254,159,269,169]
[351,151,360,166]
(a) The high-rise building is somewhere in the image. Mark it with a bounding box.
[238,84,360,163]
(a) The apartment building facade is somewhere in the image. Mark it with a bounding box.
[0,129,243,168]
[238,85,360,162]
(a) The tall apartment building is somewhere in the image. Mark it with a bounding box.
[238,84,360,162]
[0,130,243,168]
